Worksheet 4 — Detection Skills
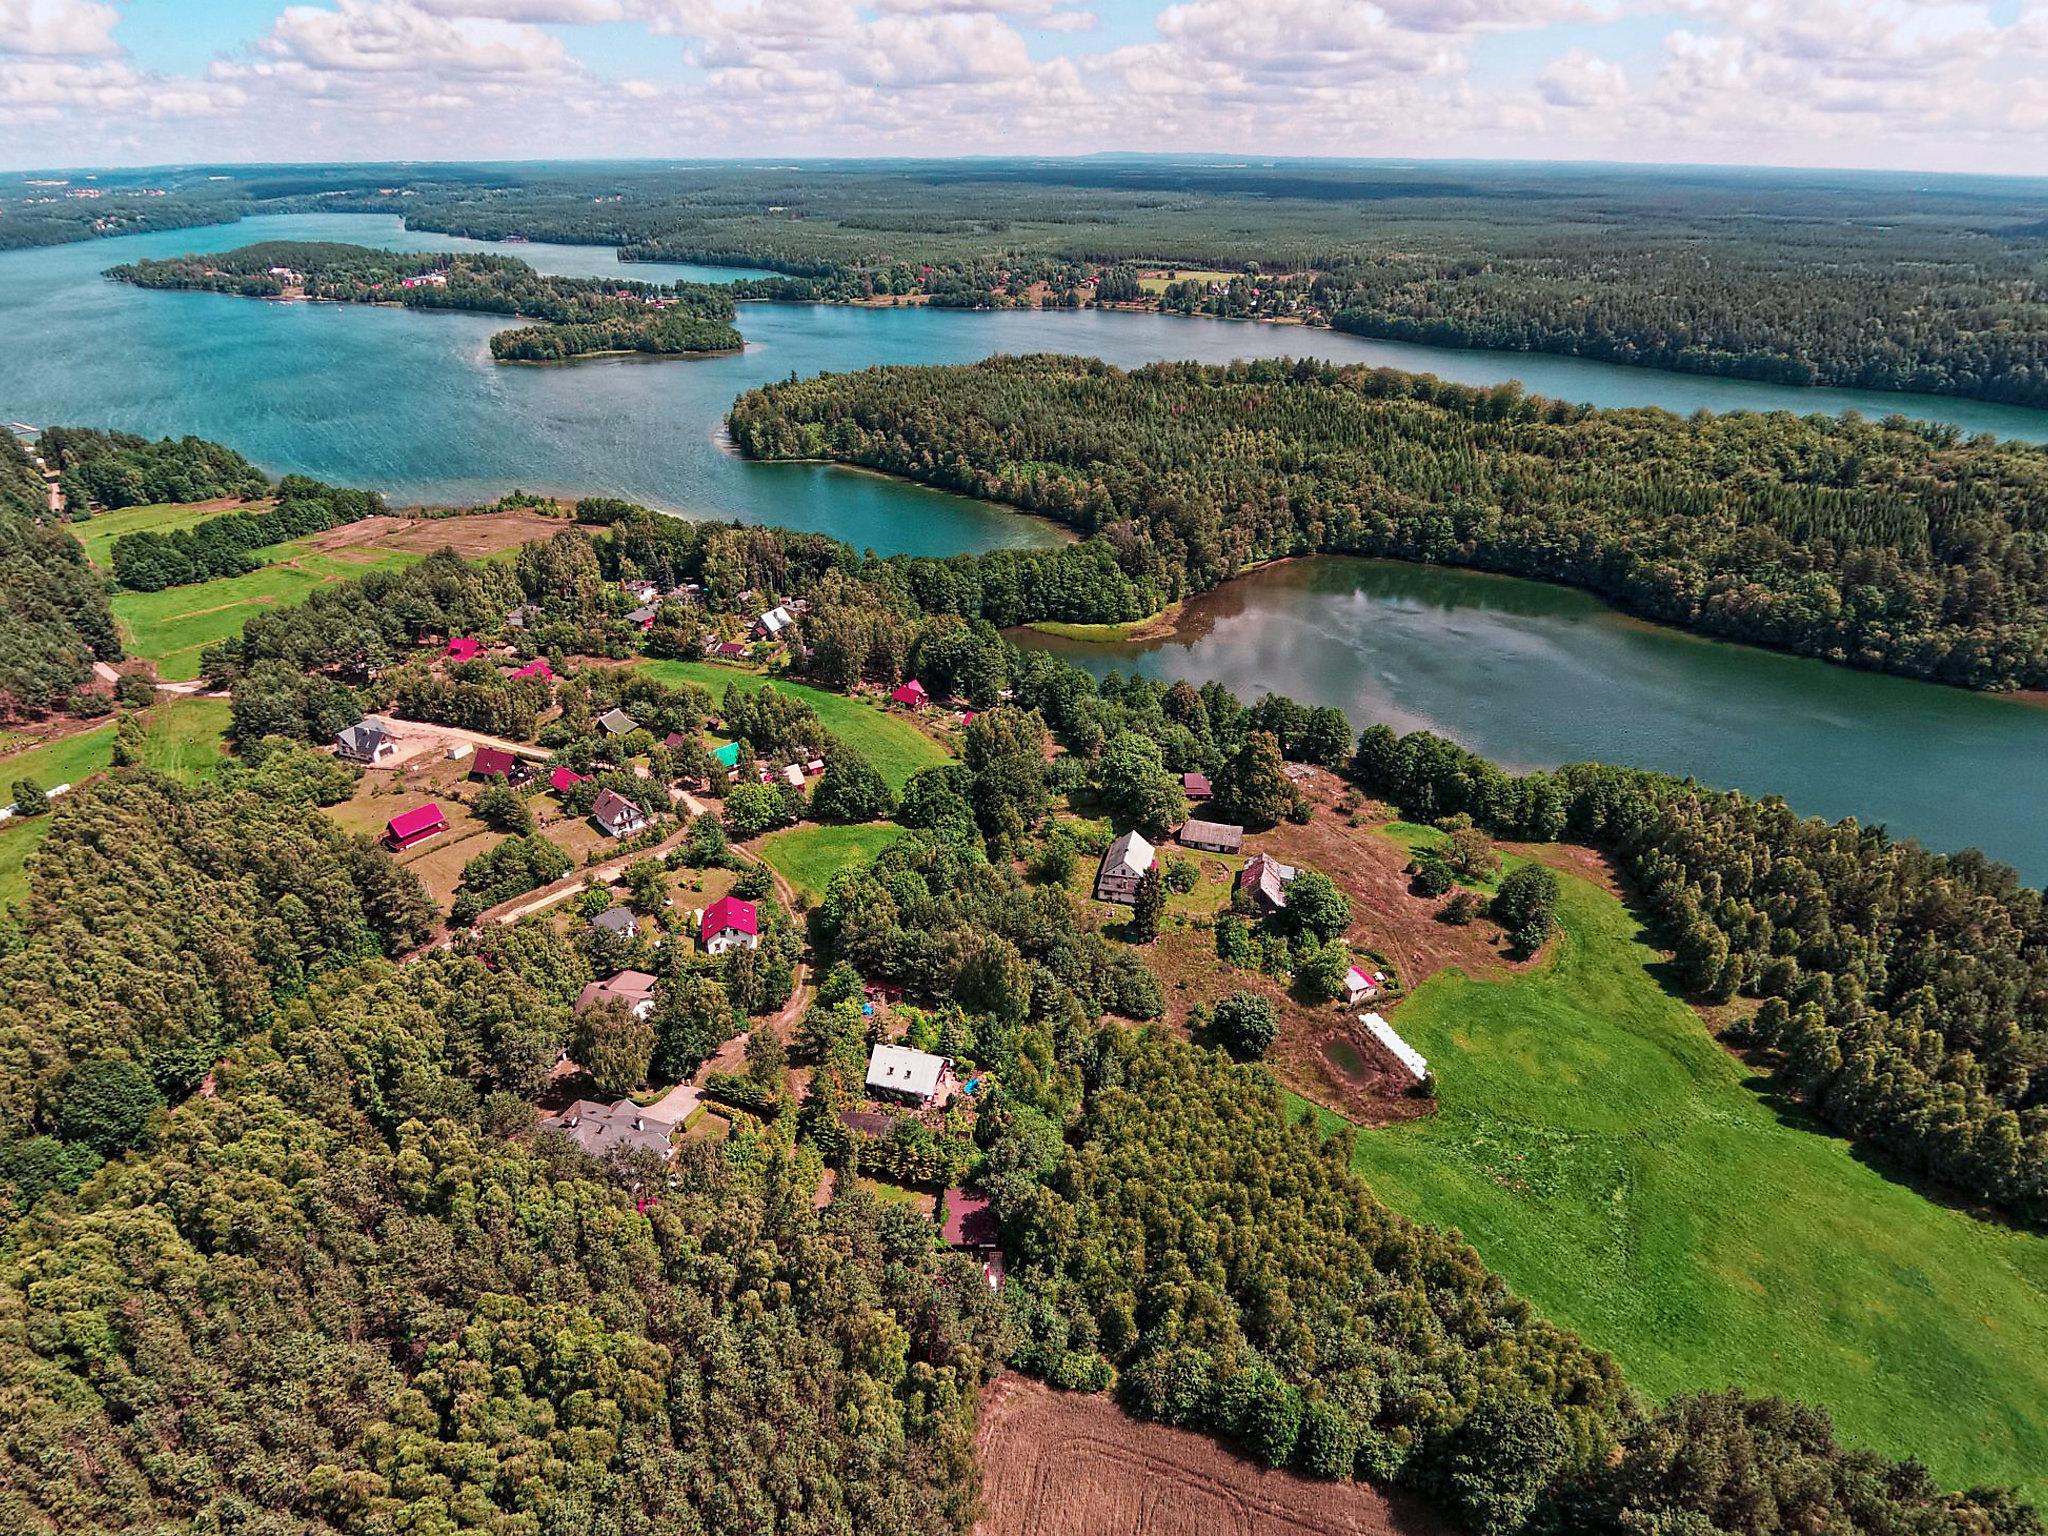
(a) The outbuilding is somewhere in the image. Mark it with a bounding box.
[597,707,640,738]
[890,679,929,709]
[1178,817,1244,854]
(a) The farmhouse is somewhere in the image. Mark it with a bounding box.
[597,707,640,738]
[469,746,532,785]
[335,718,397,764]
[576,970,658,1017]
[700,894,759,954]
[1181,771,1212,801]
[1362,1011,1429,1086]
[890,679,929,709]
[1094,829,1155,904]
[591,788,649,838]
[1178,817,1244,854]
[591,907,639,940]
[755,604,795,639]
[540,1098,682,1160]
[385,803,446,851]
[866,1042,950,1107]
[1237,851,1298,912]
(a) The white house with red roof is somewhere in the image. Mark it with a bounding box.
[700,895,759,954]
[386,803,446,851]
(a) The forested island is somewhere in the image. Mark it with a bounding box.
[728,354,2048,691]
[107,240,744,361]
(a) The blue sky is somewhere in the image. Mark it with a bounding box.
[3,0,2045,175]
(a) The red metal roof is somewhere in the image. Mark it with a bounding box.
[549,766,586,793]
[942,1188,996,1247]
[445,637,481,661]
[511,658,553,680]
[387,803,445,841]
[471,747,518,777]
[701,894,758,944]
[891,680,928,706]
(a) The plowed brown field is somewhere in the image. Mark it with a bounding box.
[973,1376,1447,1536]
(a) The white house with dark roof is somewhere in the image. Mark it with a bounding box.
[335,718,397,764]
[591,907,639,940]
[1094,829,1155,904]
[591,788,650,838]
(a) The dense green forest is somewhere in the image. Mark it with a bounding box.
[37,425,269,513]
[728,355,2048,690]
[108,240,743,361]
[0,432,120,718]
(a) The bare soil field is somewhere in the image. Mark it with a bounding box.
[303,508,578,561]
[973,1376,1446,1536]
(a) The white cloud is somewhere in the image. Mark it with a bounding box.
[1036,9,1096,32]
[259,0,571,76]
[0,0,121,58]
[412,0,627,19]
[1536,47,1627,108]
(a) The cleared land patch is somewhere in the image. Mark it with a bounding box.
[972,1375,1444,1536]
[759,821,906,899]
[66,497,266,569]
[1307,865,2048,1502]
[638,659,950,790]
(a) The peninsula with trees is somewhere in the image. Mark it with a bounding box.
[106,239,745,362]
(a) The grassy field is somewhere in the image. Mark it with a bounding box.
[0,696,232,910]
[66,499,266,569]
[113,545,423,679]
[638,660,950,791]
[1302,858,2048,1501]
[1136,267,1241,294]
[759,822,907,899]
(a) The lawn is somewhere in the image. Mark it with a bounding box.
[113,544,423,679]
[759,822,907,899]
[66,498,268,569]
[638,659,950,790]
[1302,864,2048,1501]
[0,723,118,796]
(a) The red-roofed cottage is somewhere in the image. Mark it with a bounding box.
[386,803,447,850]
[470,747,531,784]
[510,658,553,681]
[700,895,759,954]
[890,679,928,709]
[549,766,588,794]
[444,636,482,662]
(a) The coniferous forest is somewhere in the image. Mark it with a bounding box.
[728,355,2048,690]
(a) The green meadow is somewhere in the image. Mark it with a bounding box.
[1306,853,2048,1501]
[638,659,950,791]
[66,498,268,570]
[112,546,423,679]
[759,822,908,899]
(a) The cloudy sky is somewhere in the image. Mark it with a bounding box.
[3,0,2046,175]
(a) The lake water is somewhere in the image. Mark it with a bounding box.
[1017,559,2048,882]
[7,212,2048,875]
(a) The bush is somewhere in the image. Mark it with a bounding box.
[10,778,49,817]
[1211,990,1278,1060]
[1492,864,1561,956]
[1439,890,1483,926]
[1407,850,1454,897]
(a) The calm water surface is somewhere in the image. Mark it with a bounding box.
[1018,560,2048,883]
[8,214,2048,872]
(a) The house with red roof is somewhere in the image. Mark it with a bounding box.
[890,679,928,709]
[700,895,759,954]
[469,747,532,785]
[386,803,447,850]
[444,636,482,662]
[510,658,553,681]
[714,640,750,660]
[549,766,588,794]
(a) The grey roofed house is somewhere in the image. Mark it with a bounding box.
[540,1098,684,1160]
[335,718,396,763]
[1237,851,1298,911]
[597,707,639,737]
[1094,828,1155,904]
[625,605,659,626]
[1178,817,1244,853]
[590,907,638,939]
